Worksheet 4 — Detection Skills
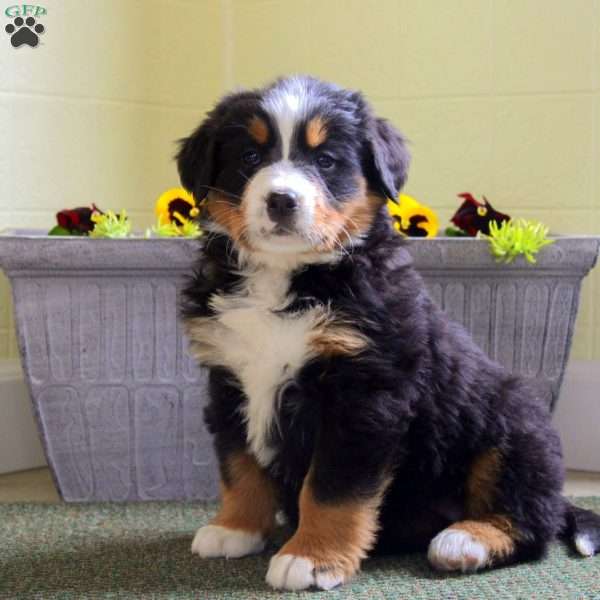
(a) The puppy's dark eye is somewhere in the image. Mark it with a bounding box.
[316,153,335,170]
[242,149,261,166]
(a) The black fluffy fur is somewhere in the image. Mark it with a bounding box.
[179,76,599,566]
[183,212,576,561]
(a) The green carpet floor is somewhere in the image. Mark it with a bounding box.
[1,498,599,600]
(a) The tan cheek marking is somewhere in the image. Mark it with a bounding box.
[205,194,251,248]
[340,193,385,238]
[312,178,384,252]
[278,473,388,578]
[248,115,269,144]
[212,452,277,534]
[449,517,517,563]
[306,116,328,148]
[466,448,502,517]
[313,199,346,251]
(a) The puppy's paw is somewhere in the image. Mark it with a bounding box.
[265,554,346,591]
[191,524,265,559]
[428,528,489,572]
[575,534,596,557]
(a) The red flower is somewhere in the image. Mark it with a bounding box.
[55,205,100,235]
[451,193,510,236]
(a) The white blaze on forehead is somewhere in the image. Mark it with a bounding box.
[268,162,317,200]
[262,79,310,159]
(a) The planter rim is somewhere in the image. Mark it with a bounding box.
[1,228,599,241]
[1,229,599,275]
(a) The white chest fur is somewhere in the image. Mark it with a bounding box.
[187,266,322,466]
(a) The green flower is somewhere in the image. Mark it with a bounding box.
[145,217,202,238]
[483,219,554,264]
[89,210,132,238]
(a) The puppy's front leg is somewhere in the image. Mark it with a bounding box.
[266,470,387,590]
[191,450,277,559]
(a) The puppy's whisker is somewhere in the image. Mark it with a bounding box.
[333,227,353,257]
[202,186,243,201]
[237,170,252,183]
[338,224,356,253]
[332,233,351,258]
[212,199,242,209]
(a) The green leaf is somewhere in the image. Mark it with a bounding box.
[444,226,469,237]
[48,225,72,236]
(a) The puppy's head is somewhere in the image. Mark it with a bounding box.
[177,76,409,256]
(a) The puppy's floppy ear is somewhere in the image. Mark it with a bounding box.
[176,90,262,200]
[176,114,218,201]
[366,118,411,202]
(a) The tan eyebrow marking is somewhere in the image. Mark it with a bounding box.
[306,116,328,148]
[248,115,269,144]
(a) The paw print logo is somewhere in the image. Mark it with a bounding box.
[5,16,45,48]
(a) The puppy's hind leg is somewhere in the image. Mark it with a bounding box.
[428,516,517,572]
[428,441,562,572]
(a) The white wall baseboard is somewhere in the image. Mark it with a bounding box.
[553,360,600,473]
[0,360,46,475]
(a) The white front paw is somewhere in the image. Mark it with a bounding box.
[191,525,265,558]
[265,554,345,591]
[428,528,489,572]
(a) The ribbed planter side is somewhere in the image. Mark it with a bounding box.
[0,232,598,502]
[410,237,600,411]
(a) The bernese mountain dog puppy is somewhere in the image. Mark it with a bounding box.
[177,76,600,591]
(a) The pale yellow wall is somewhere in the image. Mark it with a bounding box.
[1,0,599,360]
[228,0,600,360]
[0,0,225,357]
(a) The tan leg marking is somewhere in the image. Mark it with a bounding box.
[213,452,277,534]
[273,472,387,583]
[429,449,519,571]
[463,450,519,564]
[428,516,517,572]
[451,518,515,559]
[191,452,276,559]
[248,115,269,145]
[467,448,502,517]
[306,116,328,148]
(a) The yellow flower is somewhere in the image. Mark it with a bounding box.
[387,194,439,238]
[155,187,200,226]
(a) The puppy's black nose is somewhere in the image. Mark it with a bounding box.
[266,191,299,223]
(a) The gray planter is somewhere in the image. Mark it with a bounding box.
[0,230,598,502]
